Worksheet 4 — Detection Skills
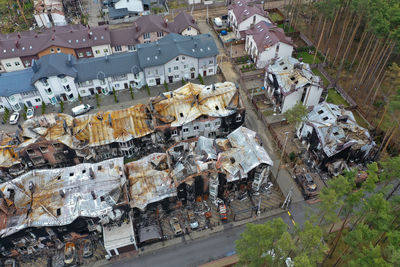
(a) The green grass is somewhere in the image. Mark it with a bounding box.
[277,23,295,33]
[263,110,274,117]
[269,12,284,22]
[353,112,370,129]
[312,68,329,87]
[296,51,321,64]
[326,88,349,107]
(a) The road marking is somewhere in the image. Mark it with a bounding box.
[287,211,296,226]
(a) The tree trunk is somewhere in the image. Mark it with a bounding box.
[351,30,368,67]
[382,126,397,153]
[324,8,341,54]
[377,104,388,130]
[16,0,28,25]
[357,38,381,89]
[333,10,352,65]
[326,212,350,260]
[329,205,343,234]
[313,17,327,64]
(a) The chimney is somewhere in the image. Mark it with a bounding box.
[17,33,21,39]
[164,20,167,27]
[88,31,93,39]
[15,40,19,48]
[158,47,161,54]
[135,22,139,32]
[32,60,39,72]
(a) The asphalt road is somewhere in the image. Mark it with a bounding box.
[109,201,307,267]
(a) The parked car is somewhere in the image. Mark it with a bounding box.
[26,108,34,119]
[64,242,76,265]
[214,17,223,27]
[9,112,19,125]
[187,210,199,230]
[297,173,318,199]
[72,104,93,116]
[82,239,93,258]
[169,217,183,236]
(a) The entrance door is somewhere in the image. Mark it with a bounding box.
[191,73,195,79]
[203,70,207,77]
[168,76,173,83]
[156,78,161,85]
[89,88,95,95]
[124,83,128,89]
[96,87,102,94]
[26,101,32,107]
[60,94,67,101]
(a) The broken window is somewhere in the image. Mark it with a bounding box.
[333,132,339,136]
[318,110,324,114]
[69,172,74,176]
[82,169,86,174]
[39,146,48,153]
[194,126,199,131]
[56,208,61,216]
[236,114,242,122]
[27,149,36,156]
[180,112,184,118]
[183,128,189,133]
[172,130,178,136]
[98,166,102,171]
[323,116,329,121]
[215,105,219,111]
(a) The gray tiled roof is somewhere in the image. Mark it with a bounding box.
[136,33,218,68]
[31,53,77,83]
[169,12,199,33]
[0,68,35,97]
[74,52,142,82]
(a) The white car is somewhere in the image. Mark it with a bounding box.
[26,107,35,119]
[9,112,19,125]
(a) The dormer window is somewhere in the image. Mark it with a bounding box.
[41,78,49,86]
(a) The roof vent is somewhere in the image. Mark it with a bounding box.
[158,48,161,54]
[67,54,73,67]
[135,22,139,32]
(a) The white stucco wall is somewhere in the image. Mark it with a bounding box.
[34,13,52,28]
[237,15,271,39]
[92,45,112,57]
[181,27,199,36]
[34,76,78,104]
[303,84,323,108]
[1,58,25,72]
[115,0,144,12]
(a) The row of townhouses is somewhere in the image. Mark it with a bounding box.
[0,126,272,258]
[0,33,218,113]
[0,12,199,73]
[0,82,245,179]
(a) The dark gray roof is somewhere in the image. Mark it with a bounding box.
[0,68,35,97]
[108,7,135,19]
[31,53,77,83]
[74,52,142,82]
[136,33,218,68]
[169,12,199,33]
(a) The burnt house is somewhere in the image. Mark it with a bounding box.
[297,102,376,174]
[0,132,24,179]
[149,82,245,142]
[0,157,133,257]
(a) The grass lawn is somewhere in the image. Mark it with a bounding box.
[277,23,295,33]
[269,12,284,22]
[326,88,349,107]
[263,110,274,117]
[312,68,329,87]
[296,51,321,64]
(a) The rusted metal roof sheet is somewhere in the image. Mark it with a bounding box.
[125,153,176,211]
[150,82,239,127]
[0,157,126,238]
[0,132,21,168]
[22,104,153,149]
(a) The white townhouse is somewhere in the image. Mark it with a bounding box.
[245,21,294,68]
[228,0,271,39]
[264,57,324,113]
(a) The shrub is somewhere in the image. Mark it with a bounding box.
[289,152,296,162]
[198,74,204,85]
[96,93,100,107]
[41,102,46,114]
[60,101,64,112]
[181,77,186,86]
[112,87,117,102]
[129,85,134,100]
[24,104,28,112]
[164,81,169,92]
[146,84,151,96]
[22,112,27,120]
[78,94,82,102]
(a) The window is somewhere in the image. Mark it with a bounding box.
[323,117,329,121]
[41,78,49,86]
[188,26,191,31]
[39,146,49,153]
[100,80,106,85]
[56,208,61,216]
[45,88,52,95]
[182,56,185,60]
[155,69,159,75]
[15,62,20,66]
[80,89,86,94]
[208,68,213,73]
[236,114,242,122]
[176,57,179,61]
[317,110,324,114]
[115,46,122,52]
[215,121,221,126]
[209,60,213,64]
[128,45,136,51]
[78,52,84,57]
[5,63,11,67]
[143,33,150,39]
[86,51,92,57]
[205,123,210,128]
[194,125,199,131]
[174,66,179,70]
[50,48,55,53]
[63,85,71,92]
[56,48,61,53]
[168,67,171,73]
[0,105,3,109]
[103,49,109,54]
[183,128,189,133]
[184,65,188,69]
[9,96,15,102]
[172,129,178,136]
[157,32,164,37]
[174,75,179,78]
[95,50,100,54]
[35,98,41,103]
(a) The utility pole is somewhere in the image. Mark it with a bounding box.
[281,186,293,209]
[275,131,289,183]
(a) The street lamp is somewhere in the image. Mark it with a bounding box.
[276,131,289,183]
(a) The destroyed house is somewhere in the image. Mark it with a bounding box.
[0,133,24,179]
[297,102,376,171]
[0,158,128,257]
[264,56,323,113]
[149,82,245,142]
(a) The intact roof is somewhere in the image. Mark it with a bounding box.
[31,53,77,83]
[149,82,240,127]
[229,0,268,24]
[74,52,142,82]
[0,68,35,97]
[299,102,374,158]
[245,21,292,50]
[136,33,218,68]
[0,24,111,60]
[169,12,199,33]
[267,56,321,95]
[110,27,139,46]
[108,7,133,19]
[0,157,126,238]
[133,14,170,37]
[125,153,176,211]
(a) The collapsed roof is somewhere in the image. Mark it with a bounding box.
[266,57,321,95]
[125,153,176,211]
[150,82,240,127]
[0,132,20,169]
[0,157,126,238]
[298,102,375,158]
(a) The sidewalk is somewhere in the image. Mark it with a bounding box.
[91,207,286,267]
